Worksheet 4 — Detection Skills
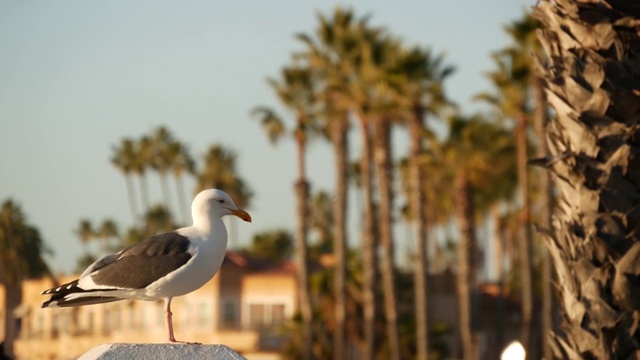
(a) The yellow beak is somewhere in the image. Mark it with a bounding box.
[230,208,252,223]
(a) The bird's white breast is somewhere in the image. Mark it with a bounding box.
[144,221,228,299]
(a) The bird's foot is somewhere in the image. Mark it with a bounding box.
[168,338,201,345]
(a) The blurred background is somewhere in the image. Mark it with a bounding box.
[0,1,545,359]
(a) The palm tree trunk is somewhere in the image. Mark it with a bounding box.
[175,174,189,225]
[492,204,503,281]
[357,113,377,360]
[409,106,430,360]
[330,118,349,360]
[125,174,139,224]
[536,1,640,357]
[532,72,554,360]
[3,281,22,358]
[455,171,475,360]
[493,203,507,358]
[159,172,174,214]
[515,111,534,356]
[294,129,313,360]
[139,171,150,211]
[373,118,400,360]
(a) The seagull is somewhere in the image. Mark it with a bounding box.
[41,189,251,343]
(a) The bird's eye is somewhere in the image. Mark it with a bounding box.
[217,199,225,204]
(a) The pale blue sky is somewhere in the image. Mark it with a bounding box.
[0,1,534,274]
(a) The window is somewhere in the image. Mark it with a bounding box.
[249,304,265,328]
[222,300,239,328]
[247,303,287,328]
[271,304,285,326]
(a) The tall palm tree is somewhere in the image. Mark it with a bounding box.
[535,1,640,358]
[297,9,358,358]
[135,136,153,211]
[243,229,293,262]
[195,143,253,245]
[254,63,318,360]
[150,126,176,213]
[531,69,554,360]
[476,37,535,354]
[195,144,238,192]
[169,141,195,225]
[75,218,95,246]
[365,35,406,360]
[142,204,176,236]
[0,199,51,357]
[443,115,517,359]
[111,138,140,223]
[395,45,455,360]
[97,218,120,252]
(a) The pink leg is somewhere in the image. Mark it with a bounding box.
[164,298,198,344]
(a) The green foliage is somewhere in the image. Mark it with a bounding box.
[0,199,52,285]
[196,143,253,209]
[241,229,293,262]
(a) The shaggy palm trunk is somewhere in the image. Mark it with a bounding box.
[357,114,378,360]
[373,119,400,360]
[410,106,430,360]
[515,111,534,356]
[294,129,313,360]
[535,0,640,357]
[532,72,554,360]
[455,171,475,360]
[330,118,349,360]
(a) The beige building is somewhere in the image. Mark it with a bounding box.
[1,251,297,360]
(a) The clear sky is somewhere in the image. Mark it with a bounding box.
[0,0,535,274]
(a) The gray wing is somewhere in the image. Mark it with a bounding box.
[87,232,192,289]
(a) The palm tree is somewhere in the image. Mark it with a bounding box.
[439,116,516,359]
[535,1,640,358]
[476,36,535,354]
[195,143,253,245]
[195,144,253,207]
[169,141,195,225]
[134,136,153,211]
[366,35,406,360]
[395,45,455,360]
[254,63,318,360]
[242,229,293,262]
[506,14,556,359]
[309,190,334,253]
[75,218,95,246]
[0,199,51,357]
[150,126,176,213]
[97,218,120,253]
[297,9,358,357]
[111,138,140,223]
[142,204,176,236]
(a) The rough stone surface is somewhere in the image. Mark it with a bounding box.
[78,343,247,360]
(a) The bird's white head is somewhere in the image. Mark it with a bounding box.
[191,189,252,227]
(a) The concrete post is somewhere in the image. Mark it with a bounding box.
[78,344,247,360]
